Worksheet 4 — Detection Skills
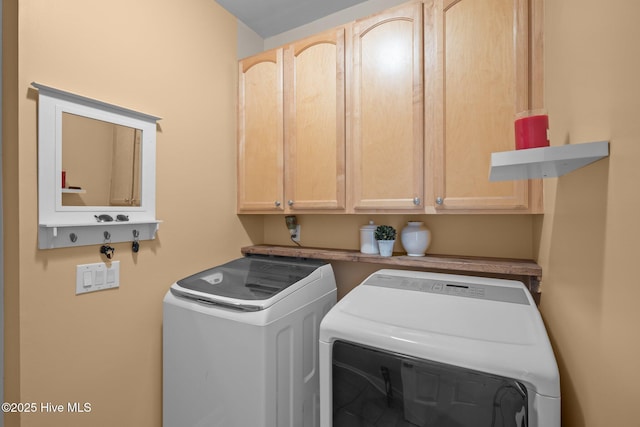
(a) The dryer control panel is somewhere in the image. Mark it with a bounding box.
[364,274,530,305]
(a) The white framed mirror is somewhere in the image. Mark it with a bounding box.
[32,82,162,249]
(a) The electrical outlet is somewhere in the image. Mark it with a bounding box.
[76,261,120,295]
[292,225,301,243]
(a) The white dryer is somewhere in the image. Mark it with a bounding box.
[164,255,337,427]
[319,269,559,427]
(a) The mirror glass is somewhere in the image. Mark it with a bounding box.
[61,112,142,207]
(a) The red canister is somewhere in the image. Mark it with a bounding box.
[514,110,549,149]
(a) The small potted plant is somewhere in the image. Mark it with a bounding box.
[374,225,396,257]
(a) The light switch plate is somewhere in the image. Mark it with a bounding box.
[76,261,120,295]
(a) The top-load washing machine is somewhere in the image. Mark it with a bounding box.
[319,269,560,427]
[163,254,337,427]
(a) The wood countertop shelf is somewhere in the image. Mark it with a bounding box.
[241,245,543,301]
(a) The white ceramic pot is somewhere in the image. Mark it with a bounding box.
[400,221,430,256]
[377,240,395,257]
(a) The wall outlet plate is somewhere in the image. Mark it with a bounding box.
[76,261,120,295]
[291,225,301,243]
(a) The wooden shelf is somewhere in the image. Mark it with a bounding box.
[241,245,542,297]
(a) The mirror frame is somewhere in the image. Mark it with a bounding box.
[33,82,161,226]
[33,83,162,249]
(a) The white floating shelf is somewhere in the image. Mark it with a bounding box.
[61,188,86,194]
[489,141,609,182]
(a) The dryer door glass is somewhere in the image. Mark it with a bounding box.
[332,340,528,427]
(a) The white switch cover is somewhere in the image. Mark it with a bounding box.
[76,261,120,295]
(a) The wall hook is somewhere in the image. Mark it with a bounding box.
[101,230,114,259]
[132,230,140,253]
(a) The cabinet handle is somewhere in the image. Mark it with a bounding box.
[413,197,421,206]
[288,200,294,207]
[275,200,281,207]
[436,197,443,205]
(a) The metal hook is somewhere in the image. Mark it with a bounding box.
[132,230,140,253]
[101,231,114,259]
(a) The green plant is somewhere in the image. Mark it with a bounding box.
[374,225,396,241]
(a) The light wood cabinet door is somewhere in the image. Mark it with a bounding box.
[349,2,424,211]
[284,28,346,211]
[427,0,542,212]
[237,49,284,212]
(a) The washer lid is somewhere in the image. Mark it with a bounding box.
[173,255,325,305]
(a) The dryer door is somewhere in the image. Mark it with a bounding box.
[332,340,528,427]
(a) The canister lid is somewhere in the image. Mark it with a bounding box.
[360,220,377,231]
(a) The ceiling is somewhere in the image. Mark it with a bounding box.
[216,0,370,38]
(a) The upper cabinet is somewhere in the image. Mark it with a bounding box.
[426,0,543,213]
[349,2,425,211]
[237,48,285,212]
[238,31,347,214]
[236,0,544,215]
[284,28,346,212]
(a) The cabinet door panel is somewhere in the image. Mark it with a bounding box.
[285,29,346,211]
[431,0,532,211]
[238,49,284,212]
[350,2,424,211]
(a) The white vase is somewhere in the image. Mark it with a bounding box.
[400,221,430,256]
[377,240,395,257]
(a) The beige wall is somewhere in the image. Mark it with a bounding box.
[6,0,639,426]
[536,0,640,425]
[3,0,261,426]
[3,0,20,423]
